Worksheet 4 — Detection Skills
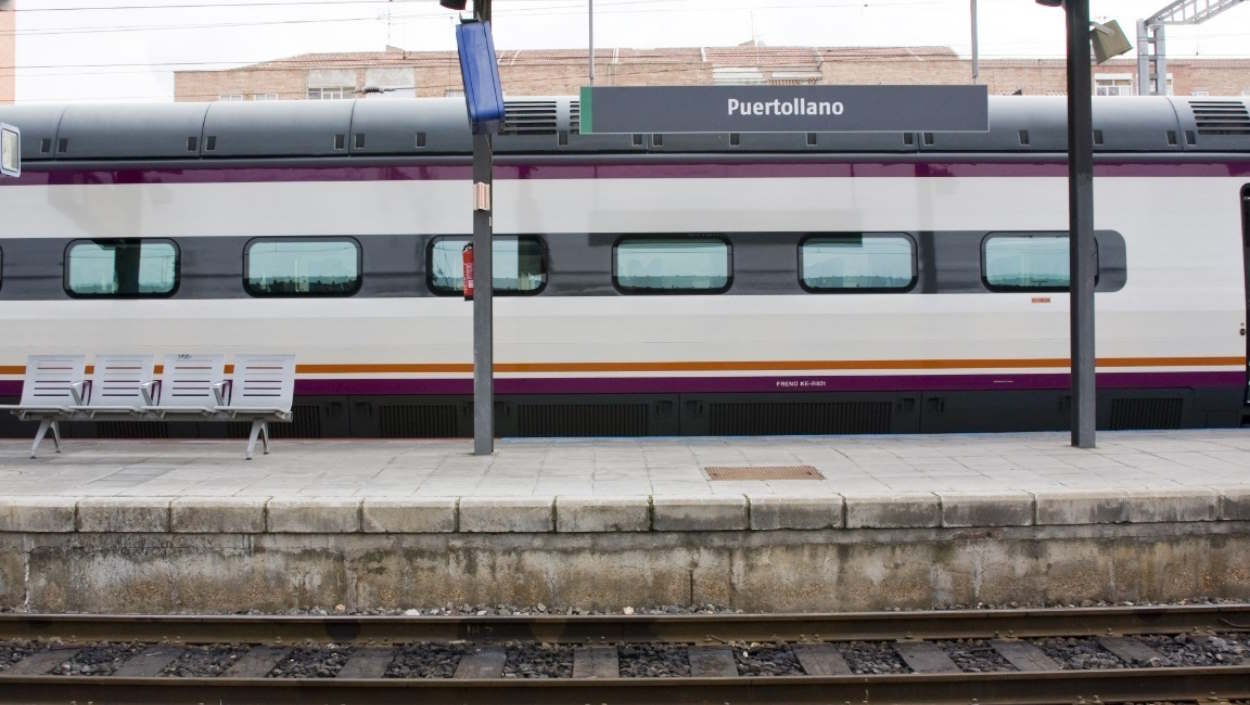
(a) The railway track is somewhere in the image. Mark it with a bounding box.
[0,605,1247,704]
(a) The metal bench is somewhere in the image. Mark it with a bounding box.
[0,354,88,458]
[3,353,296,460]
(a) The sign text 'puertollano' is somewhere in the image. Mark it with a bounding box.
[578,85,990,134]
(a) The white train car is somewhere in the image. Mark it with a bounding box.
[0,96,1246,438]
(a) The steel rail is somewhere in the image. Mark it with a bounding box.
[0,667,1248,705]
[0,604,1247,644]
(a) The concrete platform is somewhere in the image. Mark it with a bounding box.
[1,430,1248,612]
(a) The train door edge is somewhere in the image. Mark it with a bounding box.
[1242,184,1250,410]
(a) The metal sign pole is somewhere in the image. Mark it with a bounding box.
[472,0,494,456]
[970,0,979,83]
[1065,0,1097,448]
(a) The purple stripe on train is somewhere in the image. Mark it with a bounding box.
[290,371,1245,396]
[3,160,1250,186]
[1,372,1240,400]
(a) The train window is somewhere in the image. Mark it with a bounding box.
[65,239,179,298]
[799,234,916,292]
[427,236,546,295]
[982,233,1098,291]
[613,238,731,293]
[244,237,361,297]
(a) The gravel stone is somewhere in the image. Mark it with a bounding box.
[1138,633,1249,666]
[936,639,1016,673]
[733,643,802,676]
[268,645,354,678]
[161,644,251,677]
[0,641,37,673]
[837,641,910,674]
[1033,637,1126,670]
[384,643,466,678]
[52,643,145,676]
[618,643,691,678]
[503,643,573,679]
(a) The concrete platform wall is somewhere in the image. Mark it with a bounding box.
[2,492,1249,612]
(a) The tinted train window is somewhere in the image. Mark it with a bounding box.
[245,238,361,296]
[983,233,1096,291]
[800,234,916,291]
[65,239,179,298]
[428,236,546,295]
[614,238,731,293]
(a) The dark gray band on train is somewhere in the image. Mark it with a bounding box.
[1,96,1247,160]
[8,151,1250,174]
[0,231,1128,300]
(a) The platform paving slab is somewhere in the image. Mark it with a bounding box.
[458,497,554,533]
[652,496,749,531]
[555,496,651,533]
[747,494,844,530]
[1222,488,1250,520]
[76,497,171,533]
[844,493,942,529]
[267,498,361,534]
[1121,488,1221,523]
[1034,490,1130,525]
[170,497,267,534]
[361,498,458,534]
[938,491,1035,528]
[0,496,76,533]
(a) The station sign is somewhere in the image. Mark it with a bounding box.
[0,123,19,178]
[578,85,989,134]
[455,20,505,134]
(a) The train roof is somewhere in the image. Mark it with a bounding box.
[1,95,1248,162]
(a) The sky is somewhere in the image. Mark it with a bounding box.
[12,0,1250,103]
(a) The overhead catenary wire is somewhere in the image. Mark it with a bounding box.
[0,0,963,38]
[6,44,1250,81]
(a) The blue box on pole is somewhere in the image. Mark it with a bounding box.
[456,20,505,134]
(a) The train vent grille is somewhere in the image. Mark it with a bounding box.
[502,100,559,135]
[516,402,649,437]
[94,422,171,439]
[379,404,460,438]
[1190,100,1250,136]
[708,400,892,435]
[569,101,580,135]
[1109,398,1183,430]
[268,404,323,439]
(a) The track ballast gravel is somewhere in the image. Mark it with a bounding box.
[160,644,250,677]
[734,643,802,676]
[51,643,142,676]
[384,643,466,678]
[936,639,1018,673]
[1034,637,1126,670]
[0,642,35,673]
[503,643,573,679]
[618,643,691,678]
[268,645,354,678]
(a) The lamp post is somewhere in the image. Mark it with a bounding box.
[1036,0,1097,448]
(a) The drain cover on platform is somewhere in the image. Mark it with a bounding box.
[703,465,825,481]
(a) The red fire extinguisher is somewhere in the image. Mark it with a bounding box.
[462,243,474,300]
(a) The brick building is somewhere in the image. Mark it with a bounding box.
[174,43,1250,103]
[1,1,14,103]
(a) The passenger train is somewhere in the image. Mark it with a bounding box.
[0,95,1247,439]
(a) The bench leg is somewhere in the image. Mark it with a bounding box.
[260,421,270,456]
[246,420,262,461]
[31,419,58,459]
